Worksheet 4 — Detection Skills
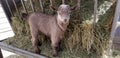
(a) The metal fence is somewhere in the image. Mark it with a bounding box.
[0,0,45,20]
[0,0,82,22]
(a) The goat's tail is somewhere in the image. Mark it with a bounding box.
[21,13,29,20]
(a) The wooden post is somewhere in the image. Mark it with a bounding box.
[21,0,28,14]
[0,49,3,58]
[30,0,35,12]
[39,0,44,13]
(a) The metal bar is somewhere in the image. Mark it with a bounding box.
[93,0,97,26]
[21,0,28,14]
[0,42,48,58]
[12,0,21,19]
[50,0,53,6]
[93,0,97,48]
[5,0,14,16]
[39,0,44,13]
[49,0,55,14]
[107,0,120,56]
[0,49,3,58]
[77,0,81,23]
[30,0,35,12]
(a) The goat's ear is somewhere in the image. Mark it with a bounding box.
[21,13,28,18]
[71,5,78,10]
[50,5,56,11]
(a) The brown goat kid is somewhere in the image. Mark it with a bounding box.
[22,4,76,57]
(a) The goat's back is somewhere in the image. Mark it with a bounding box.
[28,13,59,36]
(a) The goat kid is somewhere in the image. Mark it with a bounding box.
[22,4,77,57]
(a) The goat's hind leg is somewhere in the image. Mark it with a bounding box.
[31,29,41,54]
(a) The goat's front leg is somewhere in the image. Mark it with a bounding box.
[51,36,60,57]
[31,29,41,54]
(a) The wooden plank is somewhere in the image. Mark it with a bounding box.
[0,27,12,33]
[0,18,9,23]
[0,12,6,18]
[0,18,11,30]
[0,22,8,24]
[0,17,6,19]
[0,42,48,58]
[0,7,4,12]
[0,3,14,40]
[0,31,14,40]
[0,23,11,30]
[0,9,3,13]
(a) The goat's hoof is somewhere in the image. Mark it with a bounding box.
[57,48,63,52]
[33,49,41,54]
[53,53,58,57]
[35,50,41,54]
[38,42,42,46]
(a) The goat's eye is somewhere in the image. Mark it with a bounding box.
[69,11,71,13]
[59,12,62,15]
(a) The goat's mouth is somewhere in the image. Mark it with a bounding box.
[64,19,67,22]
[64,19,69,24]
[63,21,69,25]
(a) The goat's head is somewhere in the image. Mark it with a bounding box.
[51,4,77,24]
[57,4,71,24]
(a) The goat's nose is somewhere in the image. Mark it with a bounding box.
[64,19,67,22]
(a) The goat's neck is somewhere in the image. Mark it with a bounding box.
[56,15,69,31]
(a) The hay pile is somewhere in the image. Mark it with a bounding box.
[81,20,93,54]
[3,0,115,58]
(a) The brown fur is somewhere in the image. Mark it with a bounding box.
[22,4,76,57]
[24,13,67,56]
